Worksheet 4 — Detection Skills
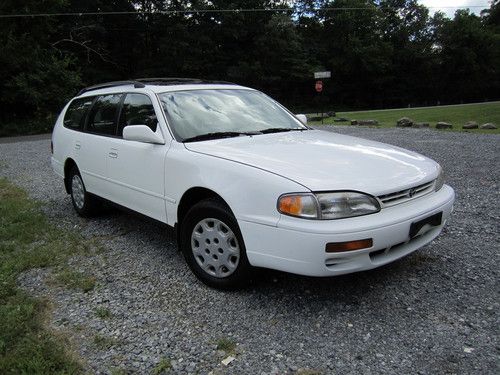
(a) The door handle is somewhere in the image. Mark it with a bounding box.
[109,151,118,158]
[75,142,81,150]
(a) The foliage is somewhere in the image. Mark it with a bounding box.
[0,0,498,136]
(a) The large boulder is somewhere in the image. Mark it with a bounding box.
[436,121,453,129]
[480,123,497,130]
[396,117,413,127]
[463,121,478,129]
[358,119,379,126]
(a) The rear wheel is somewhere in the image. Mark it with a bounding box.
[68,166,100,217]
[181,199,252,289]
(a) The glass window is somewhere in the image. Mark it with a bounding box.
[86,94,122,136]
[158,89,304,141]
[118,94,158,137]
[63,97,94,130]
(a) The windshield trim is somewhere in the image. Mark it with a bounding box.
[158,88,307,143]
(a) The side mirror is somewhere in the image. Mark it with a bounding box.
[296,114,307,125]
[123,125,165,144]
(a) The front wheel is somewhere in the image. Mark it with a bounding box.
[181,199,252,289]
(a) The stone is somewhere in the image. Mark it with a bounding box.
[350,120,358,125]
[480,123,497,129]
[221,356,235,366]
[463,121,478,129]
[436,121,452,129]
[358,119,379,126]
[396,117,413,127]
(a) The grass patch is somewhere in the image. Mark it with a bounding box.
[216,337,237,354]
[92,334,118,350]
[95,307,112,319]
[152,357,172,374]
[0,178,96,373]
[310,101,500,133]
[53,270,96,292]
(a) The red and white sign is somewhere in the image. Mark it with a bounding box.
[315,80,323,93]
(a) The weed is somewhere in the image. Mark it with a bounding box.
[152,357,172,374]
[216,337,237,353]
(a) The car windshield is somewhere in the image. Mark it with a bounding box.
[158,89,306,141]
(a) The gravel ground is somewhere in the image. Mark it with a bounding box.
[0,126,498,374]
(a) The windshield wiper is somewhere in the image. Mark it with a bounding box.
[183,131,261,143]
[260,127,308,134]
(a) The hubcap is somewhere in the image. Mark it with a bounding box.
[191,218,240,278]
[71,175,85,209]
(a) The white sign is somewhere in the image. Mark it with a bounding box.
[314,71,331,79]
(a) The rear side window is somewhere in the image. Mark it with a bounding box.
[86,94,122,136]
[118,94,158,137]
[63,97,94,130]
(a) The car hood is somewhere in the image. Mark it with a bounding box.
[184,130,439,195]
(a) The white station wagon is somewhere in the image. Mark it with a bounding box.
[51,78,455,288]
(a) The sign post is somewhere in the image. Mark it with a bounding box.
[313,71,331,124]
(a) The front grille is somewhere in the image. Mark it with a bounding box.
[377,180,435,208]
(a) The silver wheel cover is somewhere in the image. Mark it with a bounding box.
[191,218,240,278]
[71,174,85,210]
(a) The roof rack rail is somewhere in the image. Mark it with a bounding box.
[77,77,236,96]
[77,80,146,95]
[135,77,235,85]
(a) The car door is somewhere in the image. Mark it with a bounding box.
[106,93,170,222]
[78,93,122,198]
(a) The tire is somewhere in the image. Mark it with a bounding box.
[180,198,252,289]
[68,166,100,217]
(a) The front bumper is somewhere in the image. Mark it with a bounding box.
[240,185,455,276]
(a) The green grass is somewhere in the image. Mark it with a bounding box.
[152,357,172,374]
[95,307,113,319]
[310,101,500,133]
[53,270,96,293]
[216,337,237,354]
[92,334,118,350]
[0,178,96,373]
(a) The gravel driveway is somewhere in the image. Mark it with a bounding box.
[0,126,498,374]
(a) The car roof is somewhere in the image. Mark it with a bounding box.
[76,78,253,98]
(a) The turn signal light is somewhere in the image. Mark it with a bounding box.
[325,238,373,253]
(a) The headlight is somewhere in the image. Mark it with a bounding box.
[278,192,380,220]
[434,166,445,191]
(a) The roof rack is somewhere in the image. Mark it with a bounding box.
[77,78,235,96]
[135,77,235,85]
[77,80,145,95]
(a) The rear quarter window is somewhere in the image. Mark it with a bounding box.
[63,97,94,131]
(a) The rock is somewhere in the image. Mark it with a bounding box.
[350,120,358,125]
[334,117,349,122]
[463,121,478,129]
[396,117,413,127]
[358,119,379,126]
[221,356,235,366]
[326,111,336,117]
[412,122,429,128]
[436,121,452,129]
[480,123,497,129]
